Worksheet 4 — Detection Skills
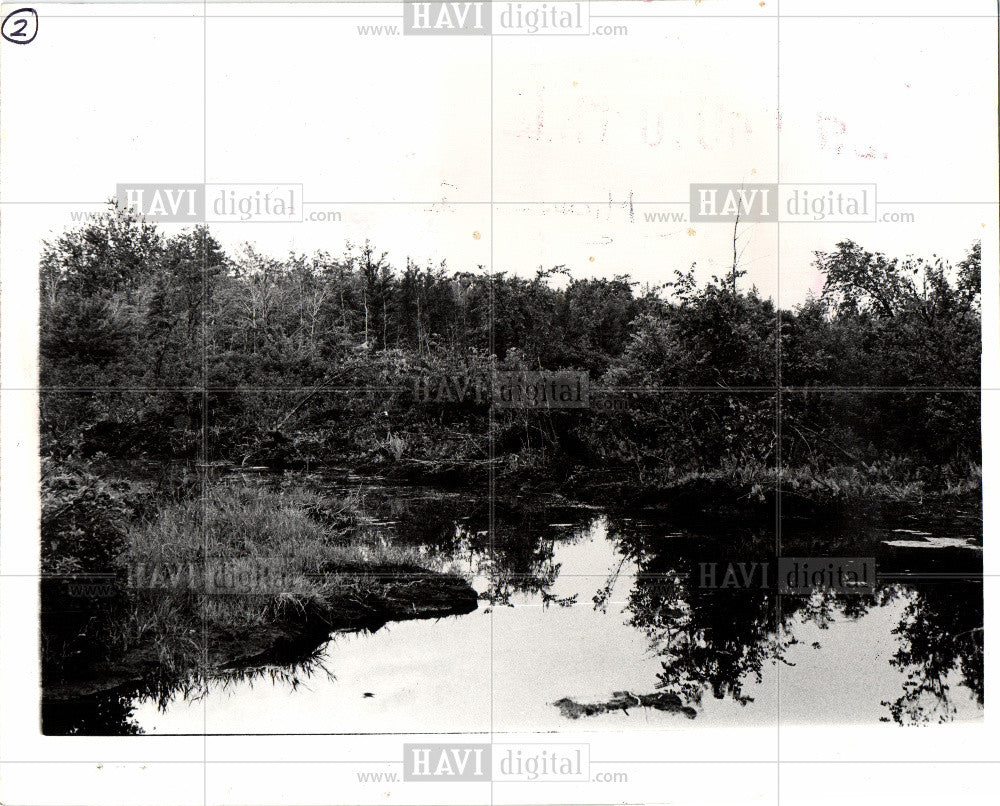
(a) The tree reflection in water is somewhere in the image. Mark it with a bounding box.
[45,491,983,733]
[424,502,982,725]
[880,583,983,724]
[603,516,983,724]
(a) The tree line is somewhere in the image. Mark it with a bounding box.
[40,204,981,500]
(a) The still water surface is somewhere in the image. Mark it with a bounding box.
[69,472,988,733]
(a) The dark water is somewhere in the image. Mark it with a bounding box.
[46,471,984,734]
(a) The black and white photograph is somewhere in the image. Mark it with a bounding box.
[0,1,997,804]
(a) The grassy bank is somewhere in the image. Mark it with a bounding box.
[374,451,982,525]
[558,458,982,520]
[42,470,478,701]
[49,407,985,522]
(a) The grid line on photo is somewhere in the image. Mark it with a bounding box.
[775,3,783,796]
[11,569,996,580]
[3,199,1000,203]
[8,385,993,391]
[3,758,999,768]
[201,1,209,800]
[13,1,1000,22]
[11,569,997,580]
[488,25,496,806]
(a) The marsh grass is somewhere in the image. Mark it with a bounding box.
[779,459,981,507]
[60,481,461,690]
[580,456,982,518]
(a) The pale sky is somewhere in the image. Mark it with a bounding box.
[2,1,997,311]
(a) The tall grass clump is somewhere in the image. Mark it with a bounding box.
[60,480,460,687]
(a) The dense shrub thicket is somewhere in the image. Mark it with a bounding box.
[40,205,980,490]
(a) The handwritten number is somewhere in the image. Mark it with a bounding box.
[2,8,39,45]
